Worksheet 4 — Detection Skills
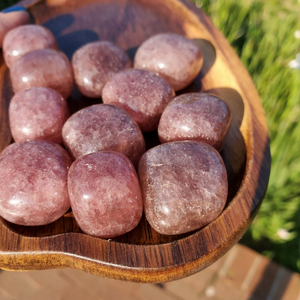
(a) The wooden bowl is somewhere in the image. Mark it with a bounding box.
[0,0,270,283]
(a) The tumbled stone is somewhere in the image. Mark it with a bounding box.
[3,24,58,68]
[138,141,228,235]
[10,48,73,99]
[158,93,232,151]
[72,41,132,97]
[0,141,72,226]
[62,104,145,166]
[134,33,203,91]
[9,87,69,144]
[102,69,175,132]
[68,151,143,238]
[0,9,30,48]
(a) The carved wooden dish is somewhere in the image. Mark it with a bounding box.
[0,0,270,283]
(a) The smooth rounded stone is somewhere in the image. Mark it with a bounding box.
[9,87,70,144]
[72,41,132,98]
[3,24,58,68]
[0,10,30,48]
[134,33,203,91]
[10,48,74,99]
[68,151,143,238]
[102,69,175,132]
[138,141,228,235]
[158,93,232,151]
[62,104,145,166]
[0,141,72,226]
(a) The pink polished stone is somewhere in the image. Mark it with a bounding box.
[9,87,70,144]
[102,69,175,132]
[138,141,228,235]
[0,141,72,226]
[158,93,232,151]
[68,151,143,238]
[0,10,30,48]
[3,24,58,68]
[62,104,145,166]
[134,33,203,91]
[10,48,73,99]
[72,41,132,97]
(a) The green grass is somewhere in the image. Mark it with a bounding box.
[195,0,300,272]
[2,0,300,273]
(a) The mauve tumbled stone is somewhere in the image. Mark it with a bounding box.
[102,69,175,132]
[10,48,73,99]
[0,141,72,226]
[134,33,203,91]
[3,24,58,68]
[158,93,232,151]
[68,151,143,238]
[9,87,69,144]
[138,141,228,235]
[62,104,145,166]
[72,41,132,97]
[0,10,30,48]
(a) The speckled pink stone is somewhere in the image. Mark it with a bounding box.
[138,141,228,235]
[68,151,143,238]
[102,69,175,132]
[0,10,30,48]
[9,87,69,144]
[134,33,203,91]
[158,93,232,151]
[62,104,145,166]
[0,141,72,226]
[3,24,58,68]
[10,48,73,99]
[72,41,132,97]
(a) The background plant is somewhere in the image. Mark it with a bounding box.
[194,0,300,272]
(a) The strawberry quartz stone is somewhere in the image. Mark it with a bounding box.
[138,141,228,235]
[9,87,69,144]
[3,24,58,68]
[72,41,132,97]
[0,141,72,226]
[134,33,203,91]
[62,104,145,166]
[10,48,73,99]
[68,151,143,238]
[158,93,232,151]
[102,69,175,132]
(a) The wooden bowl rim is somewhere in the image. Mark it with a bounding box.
[0,0,271,283]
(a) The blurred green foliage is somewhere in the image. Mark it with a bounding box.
[0,0,18,11]
[1,0,300,272]
[195,0,300,272]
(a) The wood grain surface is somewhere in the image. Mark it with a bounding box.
[0,0,270,283]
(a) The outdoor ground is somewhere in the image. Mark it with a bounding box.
[0,244,300,300]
